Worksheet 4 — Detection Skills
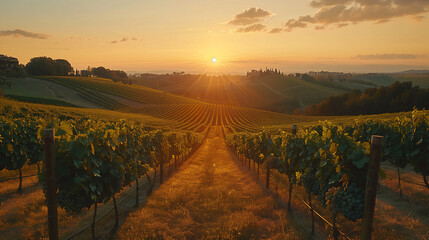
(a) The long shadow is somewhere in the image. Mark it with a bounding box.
[0,178,40,203]
[220,131,327,239]
[377,184,429,226]
[98,139,207,240]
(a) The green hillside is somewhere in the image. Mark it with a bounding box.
[131,73,346,113]
[23,76,199,109]
[257,74,346,106]
[390,73,429,88]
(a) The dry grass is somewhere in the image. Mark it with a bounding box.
[0,169,155,240]
[0,164,38,180]
[0,176,39,200]
[261,162,429,240]
[118,127,319,239]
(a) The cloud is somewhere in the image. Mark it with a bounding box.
[229,7,272,26]
[0,29,50,39]
[110,37,140,44]
[269,28,283,33]
[284,0,429,31]
[356,53,425,60]
[236,24,267,33]
[412,15,425,22]
[337,23,349,28]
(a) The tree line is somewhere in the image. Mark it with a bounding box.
[25,57,74,76]
[304,81,429,115]
[0,54,131,85]
[88,66,130,84]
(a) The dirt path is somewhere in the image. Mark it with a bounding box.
[117,127,316,239]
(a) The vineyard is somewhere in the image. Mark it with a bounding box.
[37,76,199,109]
[2,0,429,238]
[0,102,207,239]
[226,109,429,239]
[1,76,429,239]
[125,103,338,132]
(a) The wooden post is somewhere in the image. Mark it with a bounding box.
[248,158,251,170]
[266,158,270,189]
[360,135,383,240]
[292,124,297,135]
[44,129,58,240]
[160,159,164,184]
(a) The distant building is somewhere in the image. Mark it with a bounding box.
[80,70,92,77]
[247,68,283,78]
[247,70,261,78]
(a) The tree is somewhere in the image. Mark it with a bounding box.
[25,57,55,75]
[92,66,130,84]
[25,57,73,76]
[0,55,26,77]
[92,66,112,79]
[54,59,73,76]
[305,81,429,116]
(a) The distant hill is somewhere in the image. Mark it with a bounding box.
[131,73,346,113]
[395,70,429,74]
[304,81,429,116]
[388,72,429,88]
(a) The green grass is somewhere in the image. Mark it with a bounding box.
[260,75,346,100]
[4,75,424,134]
[0,98,176,129]
[38,76,200,109]
[132,74,346,112]
[5,94,81,108]
[1,77,106,109]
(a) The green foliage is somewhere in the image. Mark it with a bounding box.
[0,117,44,171]
[25,57,73,76]
[0,107,202,213]
[305,81,429,116]
[0,55,26,78]
[227,110,429,221]
[91,66,130,84]
[5,94,81,108]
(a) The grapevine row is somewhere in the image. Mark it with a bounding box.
[127,103,308,132]
[0,113,205,230]
[226,109,429,226]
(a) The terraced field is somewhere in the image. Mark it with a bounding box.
[7,76,331,133]
[37,76,199,109]
[125,103,331,132]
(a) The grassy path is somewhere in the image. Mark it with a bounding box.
[117,127,316,239]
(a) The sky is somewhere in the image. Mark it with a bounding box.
[1,0,429,74]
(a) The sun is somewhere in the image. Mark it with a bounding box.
[211,57,217,63]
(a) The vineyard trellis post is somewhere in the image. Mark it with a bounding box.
[292,124,297,135]
[160,158,164,184]
[44,129,59,240]
[360,135,383,240]
[266,158,270,189]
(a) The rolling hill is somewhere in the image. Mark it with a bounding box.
[0,76,345,133]
[131,73,347,113]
